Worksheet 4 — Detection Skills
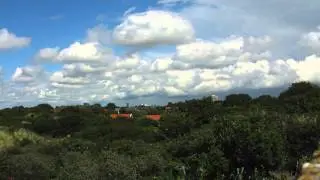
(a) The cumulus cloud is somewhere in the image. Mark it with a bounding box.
[172,36,271,69]
[300,26,320,52]
[39,50,318,103]
[57,42,105,62]
[7,31,320,106]
[286,55,320,83]
[34,47,60,62]
[0,28,31,50]
[50,71,91,87]
[85,24,112,45]
[62,63,107,77]
[12,66,45,84]
[35,24,115,65]
[150,57,173,72]
[174,37,243,61]
[4,51,320,106]
[112,10,195,46]
[172,0,320,59]
[35,42,114,64]
[114,54,142,69]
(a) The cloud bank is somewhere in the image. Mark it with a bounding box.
[1,1,320,107]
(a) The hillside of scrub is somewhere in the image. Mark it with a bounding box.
[1,81,320,179]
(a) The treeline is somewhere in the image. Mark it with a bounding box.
[0,81,319,179]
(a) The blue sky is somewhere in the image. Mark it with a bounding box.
[0,0,160,78]
[1,0,320,107]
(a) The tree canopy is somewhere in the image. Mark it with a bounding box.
[0,81,319,179]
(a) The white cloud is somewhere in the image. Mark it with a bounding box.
[62,63,106,77]
[150,57,173,72]
[34,47,60,62]
[115,54,142,69]
[57,42,106,62]
[4,6,320,107]
[286,55,320,83]
[12,31,319,106]
[174,37,243,61]
[4,51,320,106]
[172,36,271,69]
[0,28,31,50]
[12,66,45,84]
[35,42,114,64]
[85,24,112,45]
[113,10,195,46]
[49,71,91,89]
[35,24,116,65]
[174,0,310,59]
[300,26,320,51]
[123,7,137,17]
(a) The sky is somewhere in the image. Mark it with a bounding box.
[1,0,320,107]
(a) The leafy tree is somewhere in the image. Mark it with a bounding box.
[55,115,84,136]
[34,103,54,113]
[159,112,195,139]
[83,103,90,107]
[91,103,101,108]
[106,102,116,111]
[224,93,252,106]
[279,81,320,113]
[32,115,60,135]
[279,81,318,99]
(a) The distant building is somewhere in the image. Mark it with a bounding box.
[165,106,172,111]
[141,104,150,107]
[115,107,121,114]
[136,104,150,110]
[211,94,219,102]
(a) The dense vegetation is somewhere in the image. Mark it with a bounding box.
[0,81,320,179]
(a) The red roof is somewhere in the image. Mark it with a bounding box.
[145,114,161,121]
[111,114,132,119]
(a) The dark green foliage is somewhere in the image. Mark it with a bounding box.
[34,103,54,113]
[1,151,56,179]
[32,115,60,135]
[55,151,101,180]
[106,102,117,111]
[0,81,320,179]
[279,82,320,113]
[279,81,317,99]
[224,93,252,106]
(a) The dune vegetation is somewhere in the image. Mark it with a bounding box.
[0,81,320,179]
